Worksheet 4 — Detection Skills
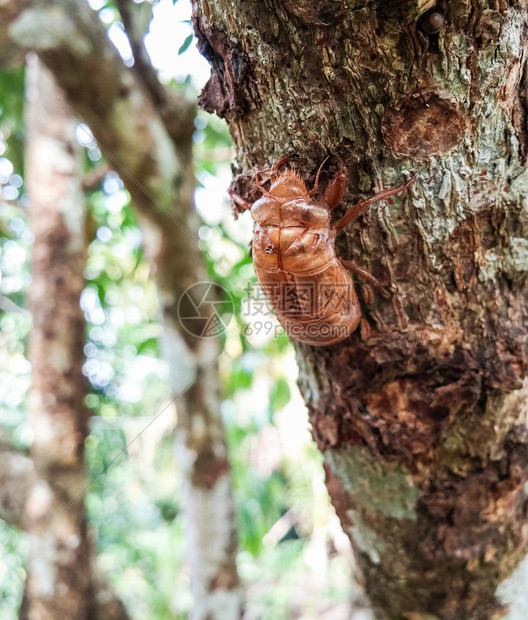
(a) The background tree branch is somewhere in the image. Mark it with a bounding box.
[2,2,243,617]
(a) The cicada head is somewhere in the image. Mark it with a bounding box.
[269,169,308,199]
[251,169,311,225]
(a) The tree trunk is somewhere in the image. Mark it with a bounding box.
[25,54,97,620]
[0,433,130,620]
[4,3,243,618]
[191,1,528,617]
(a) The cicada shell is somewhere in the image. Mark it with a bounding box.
[231,156,415,346]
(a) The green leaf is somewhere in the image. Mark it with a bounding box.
[178,34,193,55]
[270,378,291,412]
[137,337,158,355]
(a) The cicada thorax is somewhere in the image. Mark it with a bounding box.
[251,194,362,346]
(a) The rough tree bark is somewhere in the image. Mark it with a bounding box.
[24,55,129,620]
[191,1,528,618]
[3,2,242,619]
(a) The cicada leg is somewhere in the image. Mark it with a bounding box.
[228,189,252,211]
[321,156,348,207]
[339,258,382,288]
[271,155,295,175]
[334,173,416,234]
[307,156,330,198]
[269,154,307,182]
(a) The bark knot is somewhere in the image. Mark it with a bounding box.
[382,91,468,158]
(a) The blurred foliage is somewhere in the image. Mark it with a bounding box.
[0,2,354,619]
[0,68,25,178]
[0,521,27,617]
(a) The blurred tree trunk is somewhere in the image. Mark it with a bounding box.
[3,3,243,619]
[25,53,94,619]
[0,431,129,620]
[24,55,129,620]
[191,1,528,618]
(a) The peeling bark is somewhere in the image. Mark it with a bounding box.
[2,2,243,618]
[191,1,528,617]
